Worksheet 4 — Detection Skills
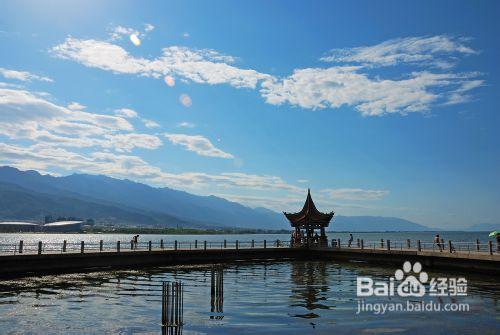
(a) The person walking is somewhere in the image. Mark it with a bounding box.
[133,235,139,249]
[348,234,354,248]
[434,234,442,251]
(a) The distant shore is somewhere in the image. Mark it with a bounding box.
[1,226,491,235]
[0,226,291,235]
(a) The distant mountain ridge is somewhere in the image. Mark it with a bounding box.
[0,166,439,231]
[330,216,431,232]
[465,223,499,232]
[0,166,287,229]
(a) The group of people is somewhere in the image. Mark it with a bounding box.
[290,230,325,245]
[291,230,303,244]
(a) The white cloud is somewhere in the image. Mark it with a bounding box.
[142,118,160,128]
[0,87,165,152]
[179,94,192,107]
[0,142,304,195]
[0,67,53,82]
[320,35,478,68]
[163,133,233,158]
[102,133,162,152]
[51,38,271,88]
[260,68,482,116]
[51,35,482,116]
[67,102,86,110]
[321,188,389,201]
[144,23,155,32]
[114,108,138,118]
[176,122,195,128]
[114,108,160,128]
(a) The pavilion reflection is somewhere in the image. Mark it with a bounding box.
[290,261,330,318]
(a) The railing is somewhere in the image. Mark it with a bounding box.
[0,239,291,256]
[329,238,498,256]
[0,238,497,256]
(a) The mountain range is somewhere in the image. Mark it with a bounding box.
[0,166,443,231]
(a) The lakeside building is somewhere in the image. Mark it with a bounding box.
[284,189,334,247]
[43,221,83,232]
[0,222,40,232]
[0,220,83,233]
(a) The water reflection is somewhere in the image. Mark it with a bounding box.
[210,266,224,320]
[290,261,330,319]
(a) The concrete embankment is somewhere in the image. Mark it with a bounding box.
[315,247,500,275]
[0,247,309,278]
[1,247,498,278]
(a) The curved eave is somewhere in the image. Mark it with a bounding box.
[284,211,334,227]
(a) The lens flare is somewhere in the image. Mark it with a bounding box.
[164,76,175,87]
[129,34,141,46]
[179,94,192,107]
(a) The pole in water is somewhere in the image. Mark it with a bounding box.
[161,280,184,331]
[210,266,224,320]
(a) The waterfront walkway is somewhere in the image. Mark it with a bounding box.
[0,238,498,278]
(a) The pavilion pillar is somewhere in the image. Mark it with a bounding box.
[320,227,326,247]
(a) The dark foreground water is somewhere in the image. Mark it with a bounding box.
[0,260,499,335]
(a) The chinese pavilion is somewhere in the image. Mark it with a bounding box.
[284,189,334,246]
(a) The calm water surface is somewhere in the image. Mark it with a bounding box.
[0,260,498,334]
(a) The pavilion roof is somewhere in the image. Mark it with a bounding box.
[283,189,334,228]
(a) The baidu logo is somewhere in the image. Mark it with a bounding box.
[356,261,469,314]
[357,261,465,298]
[395,261,428,297]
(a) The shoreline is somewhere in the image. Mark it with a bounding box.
[0,229,493,235]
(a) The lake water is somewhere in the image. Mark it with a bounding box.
[1,232,498,334]
[0,259,498,334]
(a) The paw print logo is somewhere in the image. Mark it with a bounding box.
[395,261,428,297]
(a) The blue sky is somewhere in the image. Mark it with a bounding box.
[0,0,499,229]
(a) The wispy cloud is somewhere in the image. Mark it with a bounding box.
[320,35,478,69]
[163,133,233,158]
[114,108,160,128]
[177,122,195,128]
[321,188,389,201]
[0,142,303,196]
[107,23,155,43]
[67,102,86,110]
[114,108,138,118]
[0,67,53,82]
[142,119,160,128]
